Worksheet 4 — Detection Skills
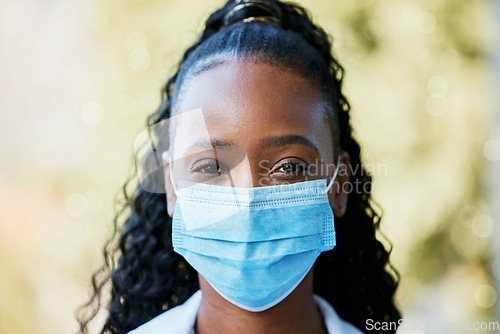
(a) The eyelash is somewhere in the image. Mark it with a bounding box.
[190,160,227,175]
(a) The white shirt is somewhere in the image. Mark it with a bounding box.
[129,291,363,334]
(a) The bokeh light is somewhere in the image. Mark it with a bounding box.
[474,284,498,309]
[471,214,495,239]
[483,139,500,161]
[416,12,437,34]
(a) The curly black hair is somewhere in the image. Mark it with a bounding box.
[77,1,401,333]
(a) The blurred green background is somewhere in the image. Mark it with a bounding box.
[0,0,499,333]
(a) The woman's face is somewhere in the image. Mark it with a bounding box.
[165,60,349,216]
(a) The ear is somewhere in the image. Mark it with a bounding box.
[328,151,350,218]
[162,151,177,218]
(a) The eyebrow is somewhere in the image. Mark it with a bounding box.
[181,135,320,156]
[182,138,235,155]
[260,135,320,155]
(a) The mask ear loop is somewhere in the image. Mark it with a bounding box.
[323,155,342,194]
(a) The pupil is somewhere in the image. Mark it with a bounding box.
[283,163,304,174]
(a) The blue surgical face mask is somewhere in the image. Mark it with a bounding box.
[170,161,340,312]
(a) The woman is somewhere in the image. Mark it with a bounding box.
[78,0,401,333]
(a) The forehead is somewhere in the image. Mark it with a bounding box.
[177,59,324,112]
[171,60,332,158]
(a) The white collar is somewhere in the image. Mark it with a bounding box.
[129,290,362,334]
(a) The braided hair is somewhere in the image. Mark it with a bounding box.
[77,1,401,333]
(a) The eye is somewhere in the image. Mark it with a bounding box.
[270,159,310,179]
[190,159,227,175]
[278,162,307,174]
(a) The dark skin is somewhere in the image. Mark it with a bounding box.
[163,60,350,334]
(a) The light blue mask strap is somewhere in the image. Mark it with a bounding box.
[323,155,342,194]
